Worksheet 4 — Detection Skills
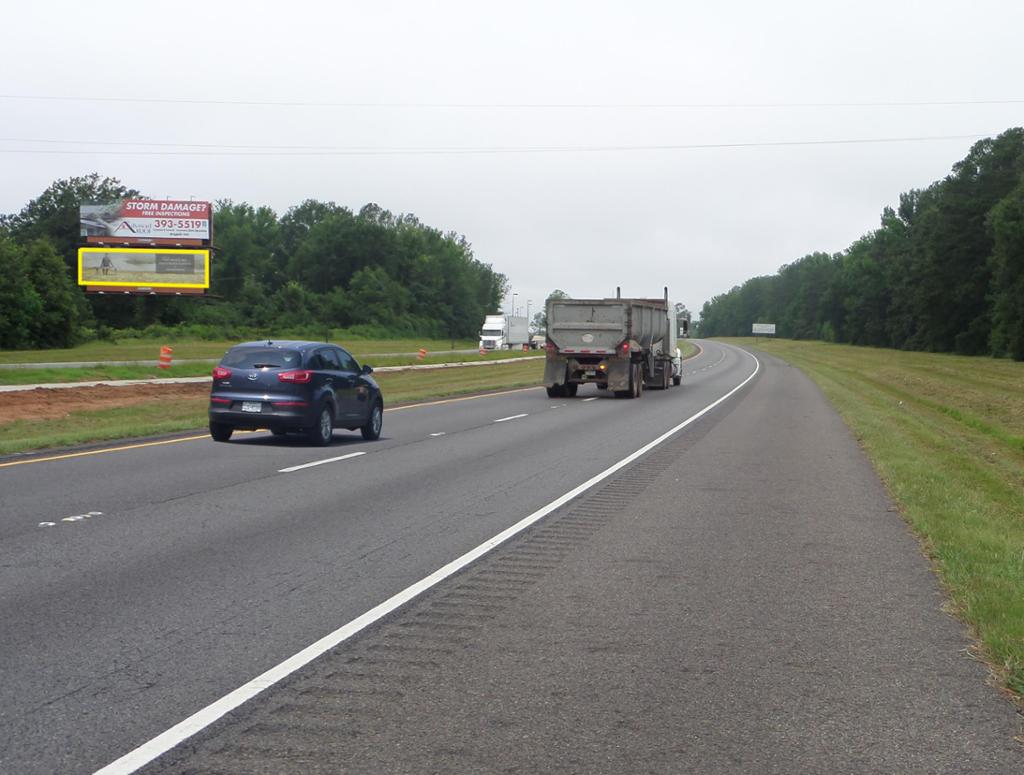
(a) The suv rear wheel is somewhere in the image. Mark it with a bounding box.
[210,422,233,442]
[308,405,333,446]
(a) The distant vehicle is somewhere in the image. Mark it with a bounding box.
[209,340,383,445]
[479,314,530,350]
[530,334,546,350]
[544,287,680,398]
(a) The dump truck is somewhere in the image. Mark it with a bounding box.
[543,288,681,398]
[479,314,530,350]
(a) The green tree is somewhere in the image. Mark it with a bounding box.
[988,180,1024,359]
[909,130,1024,354]
[212,201,282,300]
[25,238,79,347]
[0,238,44,349]
[347,266,413,327]
[1,174,139,331]
[278,199,348,265]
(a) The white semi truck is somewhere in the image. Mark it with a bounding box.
[543,287,684,398]
[479,314,530,351]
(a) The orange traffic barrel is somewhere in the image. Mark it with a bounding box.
[157,346,173,369]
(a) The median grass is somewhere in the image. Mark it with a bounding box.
[0,359,546,457]
[0,399,213,454]
[726,337,1024,699]
[0,349,541,386]
[0,334,482,365]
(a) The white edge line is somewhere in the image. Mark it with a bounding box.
[493,413,528,423]
[278,451,365,473]
[582,397,598,402]
[93,346,760,775]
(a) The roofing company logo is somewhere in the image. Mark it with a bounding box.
[113,221,137,234]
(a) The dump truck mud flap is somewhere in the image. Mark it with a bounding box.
[605,358,631,392]
[544,357,568,386]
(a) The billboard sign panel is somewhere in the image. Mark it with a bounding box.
[80,200,211,243]
[78,247,210,290]
[752,323,776,335]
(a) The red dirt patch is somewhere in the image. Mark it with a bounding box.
[0,383,209,424]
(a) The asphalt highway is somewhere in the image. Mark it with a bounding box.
[1,341,1020,774]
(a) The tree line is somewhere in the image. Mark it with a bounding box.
[0,175,507,349]
[697,128,1024,360]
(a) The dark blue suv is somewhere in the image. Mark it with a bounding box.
[208,341,383,445]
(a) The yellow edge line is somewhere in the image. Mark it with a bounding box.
[0,386,544,468]
[0,429,268,464]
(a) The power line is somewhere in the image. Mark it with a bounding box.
[1,94,1024,110]
[0,137,394,151]
[0,133,999,157]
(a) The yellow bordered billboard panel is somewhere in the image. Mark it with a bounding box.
[78,247,210,289]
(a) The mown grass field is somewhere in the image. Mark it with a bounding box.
[726,337,1024,699]
[0,360,547,456]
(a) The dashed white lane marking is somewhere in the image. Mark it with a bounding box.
[40,510,103,528]
[582,397,598,402]
[278,451,366,473]
[493,414,528,423]
[429,432,446,437]
[91,347,761,775]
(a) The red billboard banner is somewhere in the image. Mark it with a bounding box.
[81,200,212,243]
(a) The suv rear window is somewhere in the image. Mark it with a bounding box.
[220,347,302,369]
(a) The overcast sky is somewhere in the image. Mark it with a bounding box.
[2,1,1023,319]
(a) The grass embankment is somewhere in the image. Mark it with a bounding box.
[728,337,1024,698]
[0,360,546,456]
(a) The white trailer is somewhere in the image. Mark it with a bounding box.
[479,314,530,350]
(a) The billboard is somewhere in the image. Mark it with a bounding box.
[78,247,210,290]
[80,200,211,243]
[752,323,776,335]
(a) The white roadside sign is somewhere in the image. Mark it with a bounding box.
[752,323,776,335]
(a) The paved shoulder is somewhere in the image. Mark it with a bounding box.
[145,348,1022,774]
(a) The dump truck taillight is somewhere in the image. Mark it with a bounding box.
[545,340,557,353]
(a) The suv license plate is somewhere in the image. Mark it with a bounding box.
[585,370,596,376]
[241,401,262,413]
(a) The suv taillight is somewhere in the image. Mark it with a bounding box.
[212,366,231,380]
[278,369,313,384]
